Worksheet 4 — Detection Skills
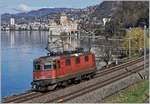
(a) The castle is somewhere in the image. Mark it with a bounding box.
[49,13,79,35]
[48,13,80,51]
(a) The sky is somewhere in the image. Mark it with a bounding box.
[0,0,102,14]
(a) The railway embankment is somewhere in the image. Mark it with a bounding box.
[102,79,149,103]
[65,68,148,103]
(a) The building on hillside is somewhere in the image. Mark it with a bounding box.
[102,18,111,26]
[49,13,79,35]
[48,13,80,51]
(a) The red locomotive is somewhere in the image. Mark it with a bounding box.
[31,50,96,91]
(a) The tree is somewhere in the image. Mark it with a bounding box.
[104,21,124,38]
[101,40,113,65]
[122,28,144,55]
[112,1,149,28]
[94,20,126,38]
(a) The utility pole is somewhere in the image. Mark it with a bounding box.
[129,38,131,58]
[144,25,146,70]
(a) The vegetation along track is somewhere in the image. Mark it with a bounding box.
[2,56,148,103]
[47,64,148,103]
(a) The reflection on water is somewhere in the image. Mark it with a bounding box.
[10,32,15,48]
[1,31,49,97]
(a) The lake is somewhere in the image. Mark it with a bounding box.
[1,31,49,97]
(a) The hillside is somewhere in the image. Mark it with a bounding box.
[112,1,149,27]
[90,1,119,19]
[90,1,149,27]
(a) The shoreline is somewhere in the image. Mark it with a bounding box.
[2,89,32,99]
[1,30,49,32]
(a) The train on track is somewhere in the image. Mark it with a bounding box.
[31,49,96,91]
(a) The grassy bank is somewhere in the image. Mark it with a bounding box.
[103,80,149,103]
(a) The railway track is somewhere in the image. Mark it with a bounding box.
[95,56,148,77]
[2,56,148,103]
[47,64,148,103]
[1,91,44,103]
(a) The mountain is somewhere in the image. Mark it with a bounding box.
[90,1,119,19]
[87,1,149,27]
[111,1,149,27]
[1,1,149,27]
[1,8,83,24]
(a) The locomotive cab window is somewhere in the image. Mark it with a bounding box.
[85,55,89,62]
[34,64,41,71]
[75,56,80,64]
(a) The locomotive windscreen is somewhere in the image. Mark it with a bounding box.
[34,64,41,71]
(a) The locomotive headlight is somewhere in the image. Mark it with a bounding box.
[74,54,79,56]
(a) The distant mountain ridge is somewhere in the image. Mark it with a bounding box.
[1,1,149,27]
[1,8,83,24]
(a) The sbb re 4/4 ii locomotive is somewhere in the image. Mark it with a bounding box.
[31,51,96,91]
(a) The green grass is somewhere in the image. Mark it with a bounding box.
[103,80,149,103]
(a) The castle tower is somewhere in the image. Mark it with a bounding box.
[60,13,68,25]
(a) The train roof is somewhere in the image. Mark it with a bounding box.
[34,56,60,63]
[34,51,92,63]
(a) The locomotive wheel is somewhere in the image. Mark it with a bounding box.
[85,74,92,80]
[36,86,48,92]
[48,84,57,91]
[81,75,87,80]
[74,77,81,84]
[85,73,95,80]
[67,79,72,84]
[61,81,68,88]
[90,75,94,79]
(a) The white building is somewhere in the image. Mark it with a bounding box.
[103,18,111,26]
[10,18,15,25]
[48,13,80,51]
[49,13,79,35]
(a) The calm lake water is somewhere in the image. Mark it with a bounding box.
[1,31,49,97]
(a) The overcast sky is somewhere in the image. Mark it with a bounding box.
[0,0,102,14]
